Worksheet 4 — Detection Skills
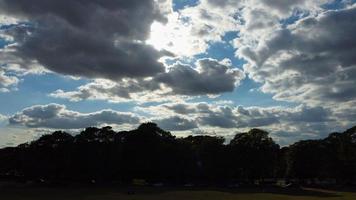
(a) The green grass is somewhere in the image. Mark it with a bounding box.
[0,187,355,200]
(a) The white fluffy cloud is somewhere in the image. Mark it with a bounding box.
[155,0,331,57]
[148,0,240,56]
[0,68,19,92]
[0,113,7,123]
[238,6,356,107]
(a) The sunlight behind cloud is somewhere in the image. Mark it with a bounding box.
[146,21,171,51]
[146,15,208,57]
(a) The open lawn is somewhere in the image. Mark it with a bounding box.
[0,186,355,200]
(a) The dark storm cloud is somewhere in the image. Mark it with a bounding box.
[9,104,140,129]
[0,0,168,80]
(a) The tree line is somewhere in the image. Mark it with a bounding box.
[0,123,355,186]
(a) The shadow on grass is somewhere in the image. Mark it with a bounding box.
[99,186,343,198]
[261,187,341,197]
[0,184,345,199]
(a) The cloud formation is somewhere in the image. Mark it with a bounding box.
[50,78,166,103]
[0,0,169,80]
[139,102,333,128]
[4,100,351,145]
[50,58,245,102]
[154,116,198,131]
[0,68,18,92]
[9,104,140,129]
[0,113,7,123]
[162,0,329,57]
[237,5,356,106]
[1,0,356,147]
[156,58,244,95]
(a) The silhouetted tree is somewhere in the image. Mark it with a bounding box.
[229,129,280,181]
[0,124,355,186]
[285,126,356,185]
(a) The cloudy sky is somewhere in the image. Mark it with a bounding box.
[0,0,356,147]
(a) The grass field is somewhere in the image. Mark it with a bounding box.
[1,186,356,200]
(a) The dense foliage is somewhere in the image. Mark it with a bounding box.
[0,123,355,185]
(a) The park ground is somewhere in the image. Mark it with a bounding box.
[0,186,356,200]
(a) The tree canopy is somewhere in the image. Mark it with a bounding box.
[0,123,355,186]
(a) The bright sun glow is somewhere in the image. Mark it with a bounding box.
[146,17,207,56]
[146,22,171,51]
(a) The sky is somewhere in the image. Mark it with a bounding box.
[0,0,356,147]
